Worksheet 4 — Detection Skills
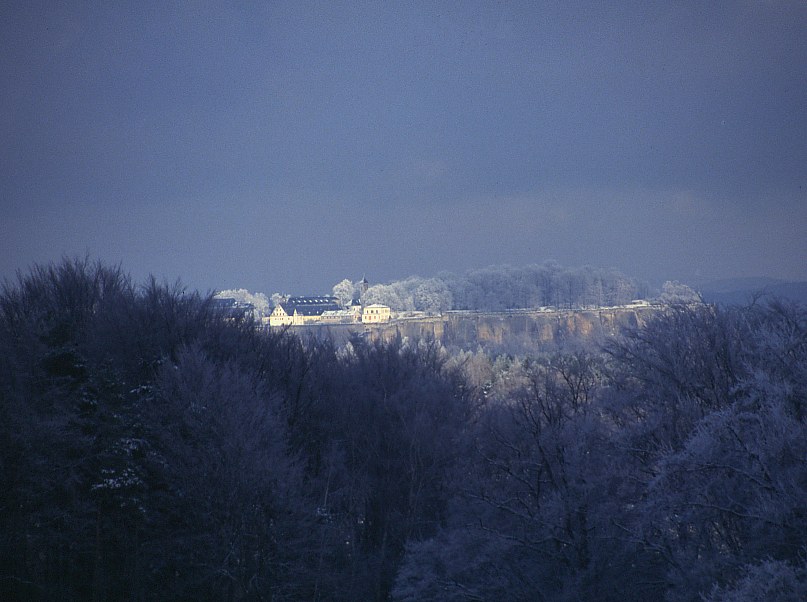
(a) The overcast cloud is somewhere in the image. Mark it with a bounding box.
[2,1,805,294]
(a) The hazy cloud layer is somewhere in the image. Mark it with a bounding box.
[2,1,805,293]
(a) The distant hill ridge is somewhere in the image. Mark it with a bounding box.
[692,277,807,305]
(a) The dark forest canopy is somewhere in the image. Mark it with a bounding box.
[1,258,806,601]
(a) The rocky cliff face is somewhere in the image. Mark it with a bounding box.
[310,306,657,353]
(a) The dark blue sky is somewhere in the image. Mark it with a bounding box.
[2,1,806,294]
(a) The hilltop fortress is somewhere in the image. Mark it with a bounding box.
[265,276,392,327]
[365,304,657,352]
[269,301,658,354]
[268,296,392,326]
[216,270,669,352]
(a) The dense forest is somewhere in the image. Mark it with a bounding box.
[343,262,653,313]
[1,259,805,601]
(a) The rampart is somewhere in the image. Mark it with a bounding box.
[287,305,660,353]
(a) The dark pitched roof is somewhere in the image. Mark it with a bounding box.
[278,297,340,316]
[293,305,339,316]
[212,297,236,308]
[286,296,339,305]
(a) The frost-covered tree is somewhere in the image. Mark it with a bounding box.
[602,300,807,601]
[270,292,286,307]
[395,299,807,602]
[413,278,452,313]
[704,557,807,602]
[332,278,356,307]
[362,283,415,311]
[215,288,271,316]
[351,263,647,312]
[659,280,701,304]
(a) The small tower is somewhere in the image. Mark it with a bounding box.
[359,275,369,296]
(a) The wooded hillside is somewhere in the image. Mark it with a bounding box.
[1,259,805,601]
